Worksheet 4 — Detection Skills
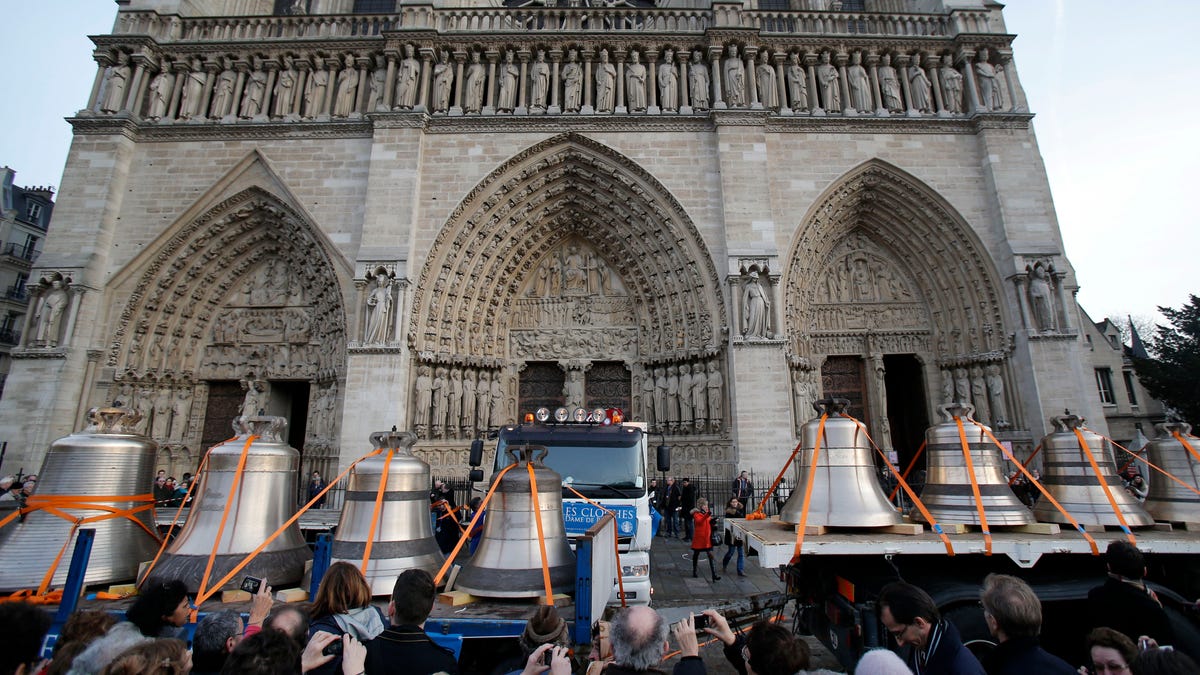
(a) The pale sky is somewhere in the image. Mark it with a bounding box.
[0,1,1195,324]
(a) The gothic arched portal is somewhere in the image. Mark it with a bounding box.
[409,133,732,471]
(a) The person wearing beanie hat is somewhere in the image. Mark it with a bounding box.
[494,606,573,675]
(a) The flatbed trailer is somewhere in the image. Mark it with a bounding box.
[729,517,1200,669]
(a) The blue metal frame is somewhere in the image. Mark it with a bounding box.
[574,534,595,645]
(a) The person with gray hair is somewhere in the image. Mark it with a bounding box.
[192,609,244,674]
[978,574,1073,674]
[604,605,705,674]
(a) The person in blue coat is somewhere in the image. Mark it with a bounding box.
[978,573,1074,675]
[878,581,986,675]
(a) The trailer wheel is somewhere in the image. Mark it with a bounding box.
[942,603,996,661]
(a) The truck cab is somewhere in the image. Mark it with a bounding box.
[484,407,656,605]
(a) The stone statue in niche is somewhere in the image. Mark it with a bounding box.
[561,50,583,113]
[985,364,1008,426]
[210,57,237,119]
[785,52,808,111]
[792,370,816,433]
[395,44,420,110]
[1027,262,1056,332]
[134,386,155,435]
[414,365,432,433]
[563,369,585,409]
[240,377,271,418]
[742,271,771,339]
[626,51,647,112]
[878,54,902,113]
[706,360,723,432]
[171,388,192,440]
[146,63,174,121]
[816,51,841,112]
[101,51,131,114]
[448,368,463,438]
[431,366,448,436]
[940,54,964,114]
[562,245,587,293]
[665,365,680,432]
[461,369,477,436]
[246,259,290,306]
[363,273,393,344]
[658,49,678,112]
[941,369,954,403]
[332,54,359,117]
[653,367,668,432]
[678,363,694,428]
[497,50,519,113]
[32,277,69,347]
[180,57,206,120]
[152,389,174,439]
[847,51,871,112]
[975,47,1003,111]
[908,53,932,113]
[274,56,298,118]
[595,49,616,113]
[970,366,990,423]
[529,50,550,112]
[489,373,504,427]
[953,367,970,405]
[757,51,778,109]
[689,50,710,110]
[433,50,454,113]
[723,45,746,107]
[476,370,492,432]
[367,55,386,112]
[464,51,486,114]
[641,369,657,427]
[691,365,708,432]
[304,58,329,118]
[240,56,268,119]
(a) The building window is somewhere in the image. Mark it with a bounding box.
[25,202,42,221]
[1123,370,1139,406]
[353,0,395,11]
[274,0,307,15]
[1095,368,1115,405]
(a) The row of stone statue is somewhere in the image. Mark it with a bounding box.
[639,358,725,435]
[412,364,506,440]
[940,364,1010,429]
[113,382,194,442]
[90,44,1011,122]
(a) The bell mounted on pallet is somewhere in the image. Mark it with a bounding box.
[0,407,161,591]
[1143,421,1200,523]
[331,429,444,595]
[454,444,576,599]
[912,403,1034,526]
[1032,414,1153,527]
[779,398,901,528]
[143,416,312,593]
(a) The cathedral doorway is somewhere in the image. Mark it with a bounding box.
[820,356,869,428]
[518,362,566,414]
[200,381,243,452]
[883,354,929,473]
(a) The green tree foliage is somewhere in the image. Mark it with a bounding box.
[1132,295,1200,425]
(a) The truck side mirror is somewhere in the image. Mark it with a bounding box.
[469,439,484,467]
[468,468,484,483]
[656,443,671,473]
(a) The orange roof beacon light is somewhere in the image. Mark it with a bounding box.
[608,408,624,425]
[524,412,535,424]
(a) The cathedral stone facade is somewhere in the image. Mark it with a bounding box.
[0,0,1108,485]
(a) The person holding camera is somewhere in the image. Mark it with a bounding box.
[698,609,835,675]
[307,562,386,675]
[690,498,720,582]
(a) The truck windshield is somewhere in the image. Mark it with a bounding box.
[495,426,645,499]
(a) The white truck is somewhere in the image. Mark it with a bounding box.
[470,407,664,605]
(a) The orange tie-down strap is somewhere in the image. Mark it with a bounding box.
[1072,427,1136,546]
[969,420,1099,556]
[0,492,160,602]
[193,435,258,615]
[746,439,802,521]
[564,484,627,608]
[889,439,926,501]
[1109,434,1200,499]
[1008,443,1043,486]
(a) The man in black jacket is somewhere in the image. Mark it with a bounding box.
[680,478,696,541]
[365,569,459,674]
[978,574,1073,674]
[662,477,682,538]
[1087,540,1175,646]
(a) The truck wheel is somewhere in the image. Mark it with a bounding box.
[942,604,997,661]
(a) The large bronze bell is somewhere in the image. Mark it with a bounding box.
[1032,414,1153,527]
[0,407,160,590]
[779,399,901,528]
[1143,422,1200,523]
[454,444,576,599]
[144,416,312,592]
[331,430,444,595]
[912,403,1034,526]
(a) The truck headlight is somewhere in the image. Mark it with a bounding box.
[621,563,650,578]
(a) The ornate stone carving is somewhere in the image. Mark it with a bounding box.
[332,53,359,118]
[689,50,710,110]
[658,49,678,112]
[940,54,964,114]
[975,47,1004,111]
[210,57,237,119]
[29,274,71,348]
[786,52,808,112]
[741,271,771,339]
[529,50,550,112]
[757,50,778,110]
[497,50,519,113]
[146,62,174,121]
[817,51,841,113]
[908,53,932,113]
[100,51,131,114]
[626,51,647,112]
[1025,259,1056,332]
[303,57,329,118]
[363,267,395,345]
[239,56,268,119]
[179,57,206,120]
[395,44,420,110]
[791,366,818,434]
[595,49,616,113]
[561,49,583,113]
[878,54,902,113]
[724,45,745,107]
[847,51,871,113]
[273,56,299,118]
[240,376,271,418]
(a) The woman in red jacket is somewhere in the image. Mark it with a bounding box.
[691,497,720,581]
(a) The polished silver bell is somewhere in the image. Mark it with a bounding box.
[331,430,444,595]
[912,403,1034,526]
[454,444,576,599]
[1032,414,1153,527]
[779,399,901,528]
[144,416,312,592]
[1143,422,1200,523]
[0,407,161,590]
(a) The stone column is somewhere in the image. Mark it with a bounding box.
[167,60,187,120]
[355,56,371,113]
[263,60,279,118]
[999,49,1019,112]
[646,48,659,114]
[774,51,788,115]
[229,60,248,120]
[834,51,851,115]
[125,54,152,116]
[746,47,760,108]
[85,51,112,113]
[582,48,594,113]
[198,59,220,120]
[678,51,691,113]
[294,62,310,117]
[868,51,886,116]
[417,48,433,112]
[804,52,822,115]
[548,48,562,114]
[382,51,397,109]
[709,46,725,109]
[957,48,982,113]
[1053,270,1074,333]
[895,54,914,116]
[927,57,946,116]
[321,59,337,116]
[1012,274,1033,331]
[615,50,627,113]
[516,49,530,115]
[484,49,499,114]
[451,50,466,116]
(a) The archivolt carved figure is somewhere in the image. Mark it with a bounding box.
[363,273,393,344]
[689,50,710,109]
[742,271,771,339]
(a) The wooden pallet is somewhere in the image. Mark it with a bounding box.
[1152,521,1200,532]
[1076,522,1162,533]
[797,523,925,536]
[930,522,1061,536]
[437,590,570,607]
